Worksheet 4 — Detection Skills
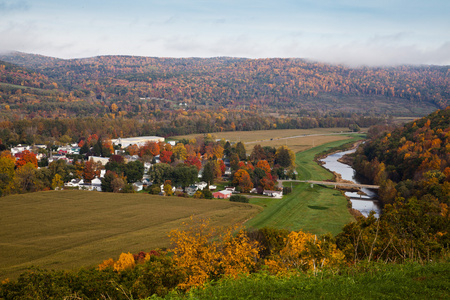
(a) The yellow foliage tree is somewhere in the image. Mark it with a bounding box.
[265,230,345,275]
[113,252,136,272]
[51,173,64,190]
[169,218,260,290]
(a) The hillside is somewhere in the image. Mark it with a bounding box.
[1,52,447,116]
[0,190,261,280]
[354,107,450,206]
[337,108,450,264]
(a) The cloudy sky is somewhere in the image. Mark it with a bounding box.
[1,0,449,66]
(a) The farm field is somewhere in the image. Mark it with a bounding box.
[174,128,362,153]
[0,190,261,280]
[246,137,365,235]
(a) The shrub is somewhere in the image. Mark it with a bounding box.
[230,195,249,203]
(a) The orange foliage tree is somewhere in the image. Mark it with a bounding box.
[15,150,38,169]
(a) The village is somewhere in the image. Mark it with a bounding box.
[6,134,291,199]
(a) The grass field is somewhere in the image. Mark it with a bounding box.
[157,261,450,300]
[246,137,364,235]
[174,128,361,153]
[0,190,261,280]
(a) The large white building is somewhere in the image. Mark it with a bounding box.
[111,136,165,148]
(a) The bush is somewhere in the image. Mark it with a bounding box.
[230,195,249,203]
[149,184,160,194]
[282,186,292,195]
[203,189,213,199]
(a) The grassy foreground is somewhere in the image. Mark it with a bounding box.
[152,261,450,300]
[246,136,364,235]
[0,190,261,280]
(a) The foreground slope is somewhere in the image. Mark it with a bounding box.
[0,190,261,280]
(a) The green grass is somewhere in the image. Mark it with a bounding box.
[246,136,364,235]
[156,261,450,299]
[0,190,261,280]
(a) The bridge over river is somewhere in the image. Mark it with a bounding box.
[279,180,380,190]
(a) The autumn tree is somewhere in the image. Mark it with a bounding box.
[184,155,202,171]
[233,169,253,192]
[14,162,39,193]
[265,230,345,274]
[51,174,64,190]
[83,159,101,183]
[15,150,38,169]
[0,152,16,195]
[169,218,260,290]
[172,143,187,161]
[160,149,173,164]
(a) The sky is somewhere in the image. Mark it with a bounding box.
[1,0,449,66]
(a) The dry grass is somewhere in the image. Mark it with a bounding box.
[0,190,261,280]
[174,128,361,153]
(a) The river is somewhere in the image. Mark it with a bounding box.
[320,148,381,217]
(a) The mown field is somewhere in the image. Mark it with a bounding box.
[174,127,358,153]
[246,137,364,234]
[0,191,261,280]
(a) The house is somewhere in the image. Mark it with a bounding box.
[185,185,198,196]
[48,154,72,164]
[196,181,208,190]
[90,178,102,191]
[263,190,283,198]
[212,190,233,199]
[64,178,82,188]
[133,182,144,192]
[78,177,102,191]
[224,187,235,192]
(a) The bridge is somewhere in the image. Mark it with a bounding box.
[280,180,380,189]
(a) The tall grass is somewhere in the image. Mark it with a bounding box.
[153,261,450,299]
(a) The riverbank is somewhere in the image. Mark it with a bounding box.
[247,137,364,235]
[320,147,381,218]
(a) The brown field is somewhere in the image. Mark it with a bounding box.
[0,190,261,280]
[174,128,363,153]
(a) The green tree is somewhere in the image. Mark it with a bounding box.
[275,146,295,168]
[124,161,144,183]
[172,165,198,188]
[202,160,215,184]
[234,142,247,161]
[149,163,174,185]
[101,170,116,192]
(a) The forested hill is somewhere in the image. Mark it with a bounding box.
[354,107,450,207]
[1,52,448,116]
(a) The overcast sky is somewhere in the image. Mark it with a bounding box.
[1,0,449,66]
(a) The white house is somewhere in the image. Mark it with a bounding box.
[263,190,283,198]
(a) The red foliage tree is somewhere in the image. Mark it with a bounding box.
[15,150,38,169]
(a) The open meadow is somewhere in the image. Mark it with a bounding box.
[0,190,261,280]
[173,128,361,153]
[246,137,364,234]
